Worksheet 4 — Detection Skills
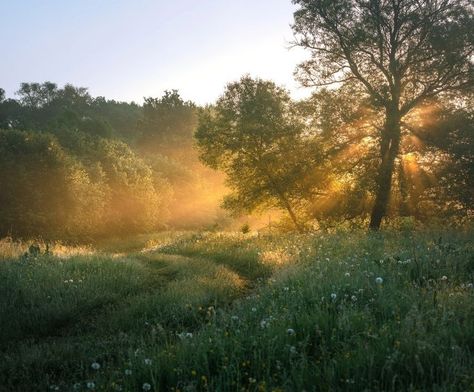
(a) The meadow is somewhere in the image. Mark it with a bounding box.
[1,228,473,391]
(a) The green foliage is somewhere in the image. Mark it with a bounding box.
[196,76,325,230]
[0,230,473,390]
[240,223,250,234]
[0,128,171,239]
[138,90,197,156]
[0,82,142,142]
[292,0,474,229]
[0,129,105,238]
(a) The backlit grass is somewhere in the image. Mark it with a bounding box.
[1,229,473,391]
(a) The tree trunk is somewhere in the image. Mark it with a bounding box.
[369,108,401,230]
[282,198,304,233]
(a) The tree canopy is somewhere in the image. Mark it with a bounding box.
[293,0,474,229]
[196,76,324,231]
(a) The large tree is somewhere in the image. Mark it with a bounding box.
[292,0,474,229]
[195,76,323,231]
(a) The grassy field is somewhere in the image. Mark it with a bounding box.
[1,229,473,391]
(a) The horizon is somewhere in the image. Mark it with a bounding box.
[0,0,311,105]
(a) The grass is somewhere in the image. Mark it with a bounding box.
[0,229,473,391]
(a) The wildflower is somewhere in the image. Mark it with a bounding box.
[260,319,268,329]
[467,283,473,288]
[345,272,350,277]
[177,332,193,339]
[289,345,297,354]
[351,295,357,302]
[283,286,289,291]
[142,383,151,391]
[144,358,152,365]
[252,307,257,312]
[91,362,100,370]
[375,277,383,285]
[124,369,132,376]
[441,275,448,281]
[287,328,295,335]
[330,293,337,300]
[86,382,95,390]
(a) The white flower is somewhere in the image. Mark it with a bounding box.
[260,319,269,329]
[231,315,239,321]
[86,382,95,390]
[375,277,383,285]
[351,295,357,302]
[91,362,100,370]
[252,307,257,312]
[467,283,473,288]
[287,328,295,335]
[289,345,297,354]
[283,286,289,291]
[124,369,132,375]
[345,272,350,277]
[441,275,448,281]
[144,358,152,365]
[177,332,193,339]
[142,383,151,391]
[330,293,337,300]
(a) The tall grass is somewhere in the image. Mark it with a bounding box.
[1,229,473,391]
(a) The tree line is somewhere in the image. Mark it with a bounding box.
[0,85,225,239]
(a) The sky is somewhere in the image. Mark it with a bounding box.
[0,0,312,105]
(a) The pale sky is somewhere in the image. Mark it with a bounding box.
[0,0,312,105]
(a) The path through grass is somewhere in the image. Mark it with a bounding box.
[1,229,473,391]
